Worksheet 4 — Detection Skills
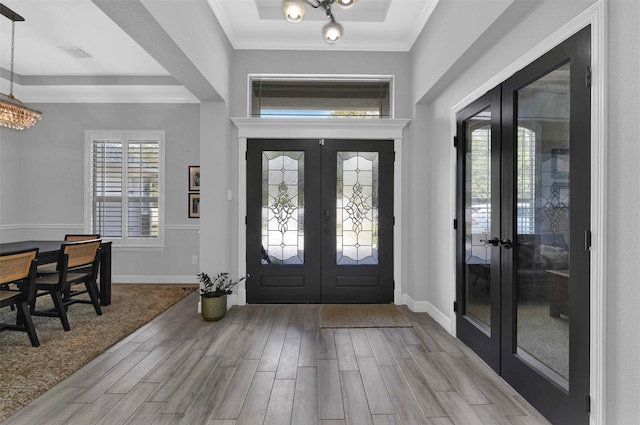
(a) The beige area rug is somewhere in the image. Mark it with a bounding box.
[320,304,412,328]
[0,284,197,421]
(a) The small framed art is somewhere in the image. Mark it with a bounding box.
[188,166,200,191]
[189,193,200,218]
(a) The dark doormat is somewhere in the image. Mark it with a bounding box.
[320,304,412,328]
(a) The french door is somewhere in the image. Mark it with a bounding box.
[246,139,394,304]
[456,26,591,425]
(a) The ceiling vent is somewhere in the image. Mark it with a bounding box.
[59,46,94,59]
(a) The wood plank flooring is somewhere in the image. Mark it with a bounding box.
[3,293,551,425]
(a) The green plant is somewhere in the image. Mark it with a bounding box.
[197,272,248,298]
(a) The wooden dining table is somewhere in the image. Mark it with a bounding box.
[0,240,112,306]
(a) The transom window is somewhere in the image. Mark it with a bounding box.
[85,131,165,248]
[250,77,392,119]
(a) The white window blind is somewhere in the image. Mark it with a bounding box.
[250,77,392,118]
[87,131,164,247]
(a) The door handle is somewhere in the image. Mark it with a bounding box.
[324,209,330,220]
[499,239,513,249]
[480,237,500,247]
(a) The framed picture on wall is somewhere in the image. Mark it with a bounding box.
[189,165,200,191]
[189,193,200,218]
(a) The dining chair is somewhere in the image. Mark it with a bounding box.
[37,234,101,275]
[0,248,40,347]
[31,239,102,331]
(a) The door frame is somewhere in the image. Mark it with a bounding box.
[232,118,410,306]
[449,2,606,423]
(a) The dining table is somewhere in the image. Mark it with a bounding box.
[0,240,112,306]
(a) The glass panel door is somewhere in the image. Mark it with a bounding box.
[501,26,590,425]
[456,27,590,424]
[456,87,501,373]
[321,139,394,304]
[247,140,322,303]
[247,139,394,304]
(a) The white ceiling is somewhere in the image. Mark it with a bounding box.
[0,0,437,103]
[209,0,437,51]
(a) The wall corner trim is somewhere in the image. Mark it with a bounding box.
[403,293,452,334]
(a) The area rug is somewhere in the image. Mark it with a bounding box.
[320,304,411,328]
[0,283,197,421]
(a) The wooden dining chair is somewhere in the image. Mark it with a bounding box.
[31,239,102,331]
[0,248,40,347]
[37,234,101,275]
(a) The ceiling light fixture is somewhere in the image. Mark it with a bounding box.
[282,0,356,44]
[0,4,42,131]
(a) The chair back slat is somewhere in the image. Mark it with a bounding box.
[0,250,38,284]
[65,234,101,242]
[63,240,101,269]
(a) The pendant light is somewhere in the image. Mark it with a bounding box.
[282,0,356,44]
[0,4,42,131]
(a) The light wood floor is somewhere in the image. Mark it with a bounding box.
[4,292,551,425]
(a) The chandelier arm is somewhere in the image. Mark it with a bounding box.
[301,0,322,9]
[321,0,336,22]
[9,21,15,96]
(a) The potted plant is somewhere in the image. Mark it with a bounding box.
[197,272,248,321]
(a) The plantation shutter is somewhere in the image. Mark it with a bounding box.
[127,140,159,238]
[91,139,123,237]
[90,136,160,239]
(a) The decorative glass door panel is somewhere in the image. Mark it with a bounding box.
[247,139,394,304]
[337,152,379,265]
[262,151,305,265]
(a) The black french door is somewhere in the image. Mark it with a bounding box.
[246,139,394,304]
[456,86,502,373]
[456,26,591,425]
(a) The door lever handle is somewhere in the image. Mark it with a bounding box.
[499,239,513,249]
[480,237,500,247]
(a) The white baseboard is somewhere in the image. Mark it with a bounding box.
[394,288,402,305]
[402,294,453,334]
[238,288,247,306]
[112,275,198,284]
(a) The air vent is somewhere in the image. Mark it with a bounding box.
[59,46,93,59]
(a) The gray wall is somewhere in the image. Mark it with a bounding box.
[407,0,596,319]
[408,0,639,422]
[605,0,640,422]
[0,103,201,281]
[227,49,412,283]
[230,50,412,118]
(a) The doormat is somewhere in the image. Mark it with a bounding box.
[320,304,412,328]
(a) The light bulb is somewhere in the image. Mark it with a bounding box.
[282,0,305,23]
[323,21,343,44]
[336,0,357,9]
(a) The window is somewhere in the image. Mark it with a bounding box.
[250,77,392,118]
[517,126,536,234]
[467,125,536,235]
[85,131,165,248]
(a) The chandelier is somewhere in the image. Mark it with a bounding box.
[0,4,42,130]
[282,0,357,44]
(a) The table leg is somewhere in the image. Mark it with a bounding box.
[99,243,112,306]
